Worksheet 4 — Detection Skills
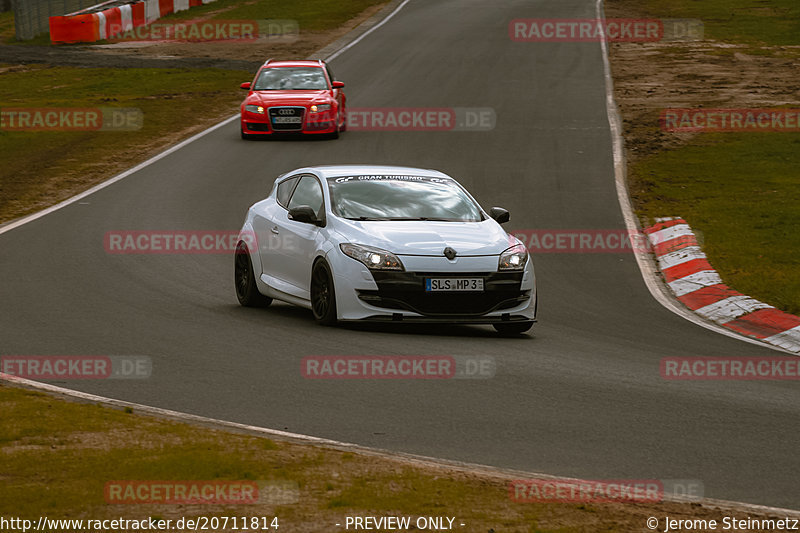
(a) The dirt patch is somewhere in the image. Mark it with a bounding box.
[90,3,388,63]
[0,3,386,70]
[604,0,800,206]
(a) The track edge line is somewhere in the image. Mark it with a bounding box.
[2,372,798,515]
[595,0,793,355]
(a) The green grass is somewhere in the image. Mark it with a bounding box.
[0,64,250,222]
[631,133,800,314]
[616,0,800,45]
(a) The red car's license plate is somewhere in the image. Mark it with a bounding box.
[272,117,303,124]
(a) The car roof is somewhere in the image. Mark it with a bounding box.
[264,60,325,68]
[298,165,453,180]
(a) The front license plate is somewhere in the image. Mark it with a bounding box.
[272,117,303,124]
[425,278,484,292]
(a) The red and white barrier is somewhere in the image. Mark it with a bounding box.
[645,217,800,353]
[49,0,215,43]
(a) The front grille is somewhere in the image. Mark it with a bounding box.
[268,106,305,131]
[358,271,528,317]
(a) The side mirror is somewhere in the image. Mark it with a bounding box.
[240,82,251,90]
[332,81,345,89]
[489,207,510,224]
[288,206,322,226]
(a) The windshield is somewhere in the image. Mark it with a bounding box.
[253,67,328,90]
[327,175,484,222]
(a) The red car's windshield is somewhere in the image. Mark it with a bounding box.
[253,67,328,90]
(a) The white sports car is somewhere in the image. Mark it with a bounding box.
[234,165,537,334]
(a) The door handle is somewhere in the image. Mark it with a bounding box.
[270,226,279,234]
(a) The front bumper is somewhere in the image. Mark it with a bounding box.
[241,108,337,135]
[330,254,536,323]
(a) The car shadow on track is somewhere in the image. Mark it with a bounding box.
[224,303,534,339]
[242,133,340,142]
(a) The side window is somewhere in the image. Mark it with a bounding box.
[287,176,324,216]
[276,176,299,208]
[325,64,335,85]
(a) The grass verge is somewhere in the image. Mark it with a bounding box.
[0,64,250,223]
[613,0,800,46]
[630,133,800,315]
[609,0,800,314]
[2,0,388,44]
[0,382,783,532]
[158,0,387,31]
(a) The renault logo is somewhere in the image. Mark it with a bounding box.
[443,247,457,260]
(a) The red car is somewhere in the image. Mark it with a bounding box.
[240,59,346,139]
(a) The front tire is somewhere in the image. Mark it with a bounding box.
[241,125,253,140]
[493,321,534,335]
[235,242,272,307]
[311,260,337,325]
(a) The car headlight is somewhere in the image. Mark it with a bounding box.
[340,243,404,271]
[310,104,331,113]
[498,244,528,271]
[245,104,265,114]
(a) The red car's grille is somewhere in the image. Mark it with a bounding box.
[268,106,305,131]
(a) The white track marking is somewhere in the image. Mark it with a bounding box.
[595,0,791,353]
[0,2,413,237]
[0,115,238,236]
[326,0,412,62]
[2,372,799,515]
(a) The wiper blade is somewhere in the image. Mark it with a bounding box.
[344,216,391,221]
